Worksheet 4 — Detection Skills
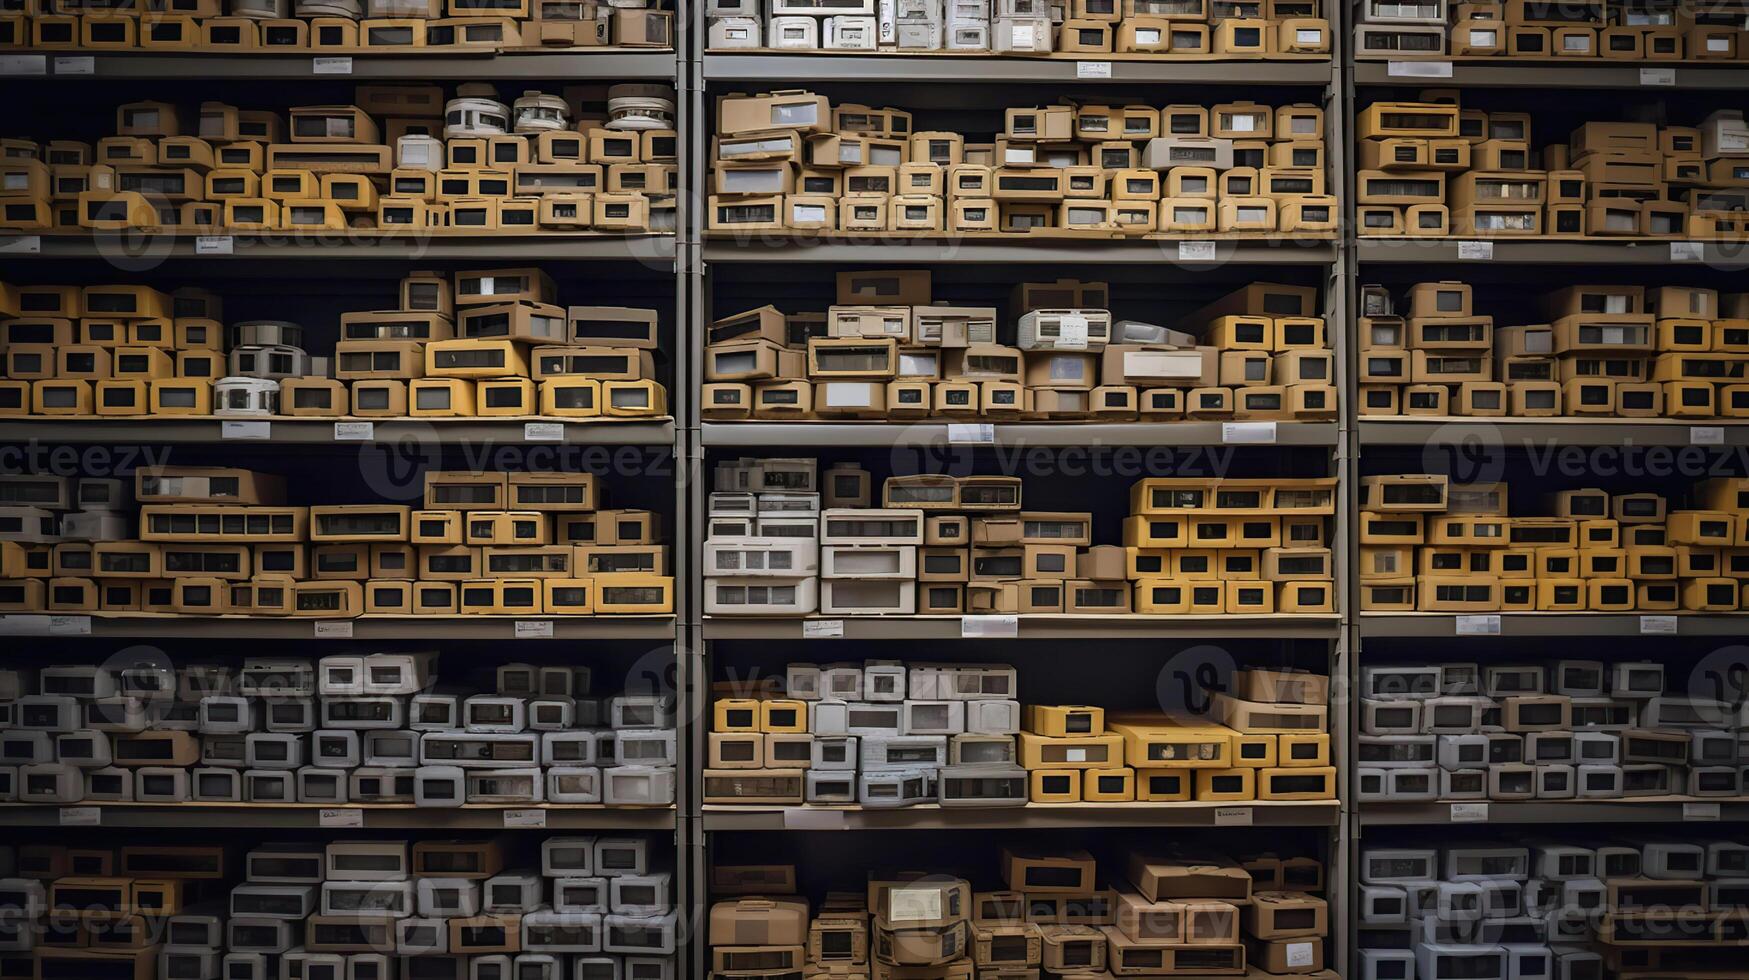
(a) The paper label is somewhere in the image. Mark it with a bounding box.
[1388,60,1452,77]
[782,807,846,829]
[1639,615,1678,635]
[221,420,271,440]
[1010,24,1034,47]
[1056,315,1090,350]
[1223,422,1276,445]
[1286,943,1315,968]
[53,57,94,75]
[1228,115,1257,133]
[524,422,563,441]
[195,236,233,255]
[1296,28,1321,42]
[1684,802,1721,821]
[1076,61,1112,78]
[0,236,41,253]
[947,423,995,444]
[793,204,827,223]
[961,614,1018,638]
[0,56,47,75]
[314,621,354,638]
[1468,28,1496,45]
[59,807,101,826]
[48,615,91,635]
[1640,67,1675,86]
[313,56,354,74]
[1691,426,1726,446]
[503,808,548,827]
[888,887,944,923]
[320,808,363,827]
[824,383,873,408]
[1063,748,1088,762]
[1214,807,1253,826]
[1707,36,1729,51]
[1450,802,1490,822]
[1671,241,1705,261]
[514,620,555,639]
[1457,241,1494,260]
[803,620,845,638]
[333,421,374,441]
[1178,241,1217,261]
[1455,614,1501,636]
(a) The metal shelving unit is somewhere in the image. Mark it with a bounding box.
[702,238,1340,264]
[2,233,678,262]
[702,614,1342,640]
[1361,799,1749,826]
[1354,237,1749,265]
[702,800,1341,831]
[703,53,1333,83]
[1354,59,1749,90]
[0,803,677,830]
[0,614,677,640]
[703,421,1339,448]
[1358,612,1749,637]
[0,418,676,445]
[8,50,678,80]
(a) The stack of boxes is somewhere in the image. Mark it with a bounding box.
[1359,281,1749,420]
[0,83,677,235]
[0,273,666,420]
[708,91,1335,237]
[709,848,1332,980]
[1356,94,1749,240]
[0,654,677,806]
[1358,474,1749,612]
[0,836,676,980]
[703,276,1337,423]
[0,0,674,51]
[1359,837,1749,980]
[0,467,674,617]
[1353,0,1748,61]
[1359,659,1745,802]
[705,0,1331,55]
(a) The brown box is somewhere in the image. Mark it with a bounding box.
[1124,854,1252,903]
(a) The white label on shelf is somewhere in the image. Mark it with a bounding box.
[1387,60,1452,77]
[333,421,374,441]
[48,615,91,635]
[1285,943,1315,968]
[1214,807,1253,826]
[1455,614,1501,636]
[961,614,1018,638]
[195,235,233,255]
[0,615,49,635]
[1178,241,1217,261]
[514,620,554,639]
[1222,421,1277,445]
[803,620,845,638]
[319,808,363,827]
[313,56,354,74]
[1640,67,1675,86]
[1691,426,1726,446]
[314,621,354,638]
[1064,748,1088,762]
[1450,802,1490,822]
[0,55,47,75]
[1456,241,1494,260]
[1639,615,1678,635]
[1684,802,1721,821]
[524,422,564,441]
[503,808,547,828]
[1671,241,1705,261]
[1056,314,1090,350]
[947,423,995,444]
[783,807,846,829]
[0,236,42,253]
[60,807,101,826]
[53,57,94,75]
[221,420,271,440]
[1076,60,1111,78]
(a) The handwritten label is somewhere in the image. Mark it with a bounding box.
[947,423,995,444]
[48,615,92,636]
[1639,615,1678,635]
[333,421,374,441]
[524,422,563,441]
[0,55,47,75]
[1214,807,1253,826]
[1450,802,1490,822]
[1684,802,1721,821]
[53,57,94,75]
[802,620,845,638]
[1178,241,1217,262]
[319,808,363,827]
[195,235,233,255]
[0,236,42,254]
[503,808,548,828]
[1456,241,1494,260]
[1056,314,1090,350]
[312,56,353,74]
[1671,241,1705,262]
[1455,615,1501,636]
[314,621,354,638]
[1691,426,1725,446]
[514,620,554,639]
[1639,67,1675,86]
[1222,422,1276,445]
[961,615,1018,638]
[221,420,271,440]
[1076,61,1112,78]
[783,807,846,829]
[1285,943,1315,968]
[60,807,101,826]
[1388,60,1452,77]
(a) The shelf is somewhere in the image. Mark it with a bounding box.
[702,238,1338,265]
[703,53,1333,85]
[1355,59,1749,90]
[3,233,677,263]
[1358,418,1749,448]
[703,421,1337,448]
[0,803,676,830]
[702,799,1340,831]
[0,614,677,640]
[1359,613,1749,638]
[1,417,676,446]
[1354,237,1745,266]
[705,614,1341,640]
[1362,798,1749,826]
[7,50,677,80]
